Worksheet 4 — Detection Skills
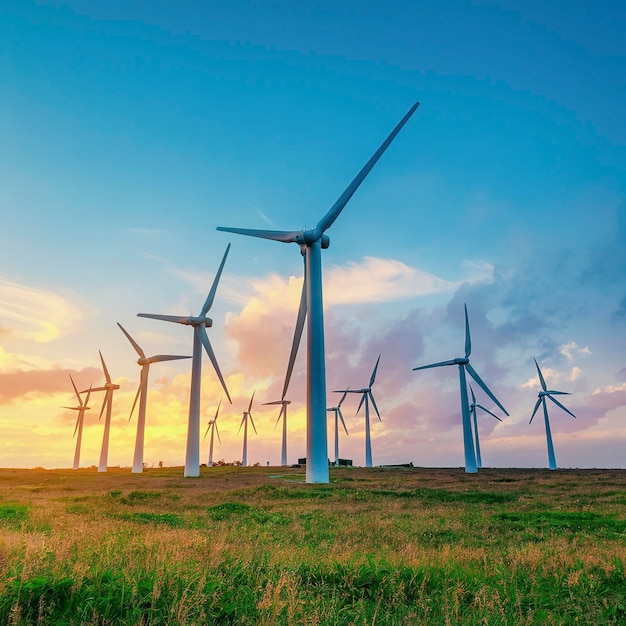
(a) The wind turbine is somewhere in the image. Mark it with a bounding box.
[529,358,576,470]
[63,376,91,470]
[468,383,502,469]
[327,389,349,466]
[137,244,232,477]
[339,356,382,468]
[413,304,508,473]
[83,351,119,473]
[217,102,419,483]
[117,322,191,473]
[263,399,290,466]
[203,399,222,467]
[238,392,257,467]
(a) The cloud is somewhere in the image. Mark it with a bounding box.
[324,257,493,305]
[0,366,102,404]
[0,277,89,342]
[559,341,592,362]
[519,366,582,390]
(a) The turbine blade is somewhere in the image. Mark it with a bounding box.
[238,415,245,434]
[214,398,222,421]
[99,350,112,384]
[338,408,349,435]
[546,390,570,396]
[465,363,509,416]
[464,304,471,358]
[338,387,349,407]
[274,405,285,430]
[356,392,366,415]
[250,413,258,435]
[203,423,211,441]
[137,313,192,324]
[69,375,81,403]
[73,414,80,437]
[476,404,502,421]
[529,398,542,424]
[201,244,230,316]
[216,227,301,243]
[198,326,232,403]
[534,358,547,391]
[117,322,146,359]
[84,387,92,406]
[247,391,255,413]
[413,359,457,371]
[369,354,381,388]
[316,102,420,233]
[469,383,477,405]
[98,393,108,421]
[282,277,307,399]
[547,394,576,418]
[149,355,192,363]
[369,391,381,421]
[129,376,143,422]
[215,423,221,444]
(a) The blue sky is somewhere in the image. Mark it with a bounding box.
[1,1,625,469]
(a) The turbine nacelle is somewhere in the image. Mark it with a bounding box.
[455,357,469,365]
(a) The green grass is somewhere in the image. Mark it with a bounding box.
[1,466,626,624]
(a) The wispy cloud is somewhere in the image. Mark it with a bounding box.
[0,277,90,342]
[559,341,592,362]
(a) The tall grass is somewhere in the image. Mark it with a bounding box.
[0,467,625,623]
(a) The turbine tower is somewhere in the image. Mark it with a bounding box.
[413,304,508,473]
[203,399,222,467]
[238,392,257,467]
[117,323,191,473]
[327,389,349,466]
[84,351,119,473]
[339,356,382,468]
[137,244,232,477]
[263,399,290,466]
[468,383,502,469]
[217,102,419,483]
[529,358,576,470]
[63,376,91,470]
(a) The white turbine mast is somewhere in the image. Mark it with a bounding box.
[238,391,257,467]
[413,304,508,473]
[117,322,191,473]
[63,375,91,470]
[203,399,222,467]
[137,244,232,477]
[217,102,420,483]
[529,358,576,470]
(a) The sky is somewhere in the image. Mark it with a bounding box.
[1,0,625,470]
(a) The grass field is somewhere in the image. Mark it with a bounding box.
[1,465,626,624]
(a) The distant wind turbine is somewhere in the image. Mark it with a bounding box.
[117,323,191,473]
[137,244,232,477]
[413,304,508,473]
[83,352,119,473]
[203,399,222,467]
[63,376,91,470]
[238,392,257,467]
[217,102,420,483]
[327,389,349,466]
[263,399,290,466]
[529,358,576,470]
[468,383,502,469]
[338,355,382,468]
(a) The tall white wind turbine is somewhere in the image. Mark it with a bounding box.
[339,356,382,468]
[137,244,232,477]
[529,358,576,470]
[238,392,257,467]
[263,399,290,466]
[413,304,509,473]
[63,376,91,470]
[217,103,419,483]
[468,383,502,469]
[203,399,222,467]
[117,323,191,473]
[327,389,349,466]
[83,352,119,473]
